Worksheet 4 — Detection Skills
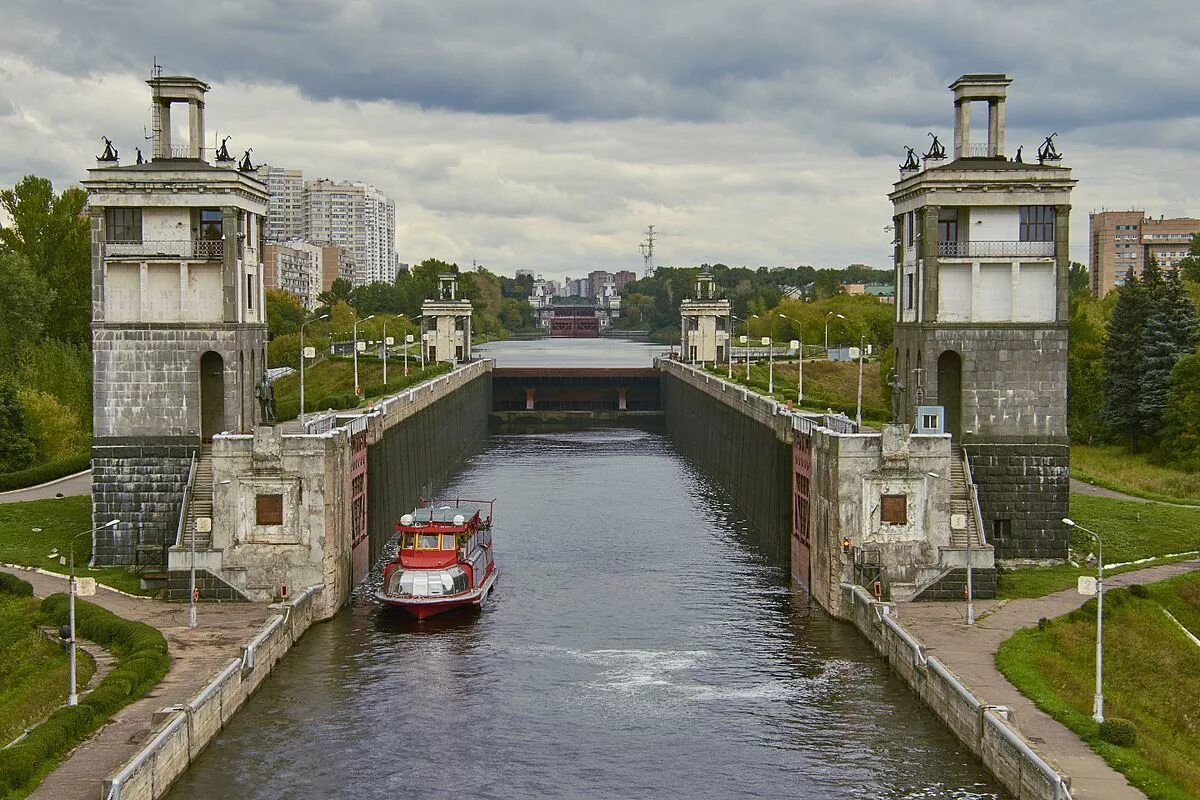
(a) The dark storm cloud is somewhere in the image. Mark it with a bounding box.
[6,0,1197,144]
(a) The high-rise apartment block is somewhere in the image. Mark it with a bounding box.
[304,178,396,286]
[263,241,322,308]
[256,165,305,242]
[1089,210,1200,297]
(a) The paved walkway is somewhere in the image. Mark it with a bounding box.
[0,470,92,503]
[0,565,270,800]
[900,558,1200,800]
[1069,477,1199,508]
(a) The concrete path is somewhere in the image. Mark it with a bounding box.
[0,565,270,800]
[0,470,92,504]
[900,558,1200,800]
[1069,477,1199,508]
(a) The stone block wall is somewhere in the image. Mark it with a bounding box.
[92,442,197,566]
[967,443,1069,562]
[917,567,998,601]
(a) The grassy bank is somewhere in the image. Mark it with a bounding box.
[272,357,452,421]
[706,359,887,420]
[1071,444,1200,505]
[998,493,1200,599]
[0,592,94,746]
[996,571,1200,799]
[0,497,151,596]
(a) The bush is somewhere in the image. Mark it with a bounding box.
[316,391,360,411]
[1099,717,1138,747]
[0,451,90,492]
[18,388,88,463]
[0,572,33,596]
[1130,583,1150,599]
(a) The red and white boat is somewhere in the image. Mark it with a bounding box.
[375,499,497,620]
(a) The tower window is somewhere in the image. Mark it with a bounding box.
[199,209,223,240]
[105,208,142,243]
[1020,206,1055,242]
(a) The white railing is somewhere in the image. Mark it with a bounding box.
[105,239,224,260]
[956,143,990,158]
[937,240,1055,258]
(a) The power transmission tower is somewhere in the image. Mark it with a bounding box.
[639,225,657,277]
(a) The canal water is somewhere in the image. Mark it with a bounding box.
[168,414,1004,798]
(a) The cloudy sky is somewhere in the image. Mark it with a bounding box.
[1,1,1197,280]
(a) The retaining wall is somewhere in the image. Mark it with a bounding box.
[658,360,793,561]
[102,585,324,800]
[840,583,1074,800]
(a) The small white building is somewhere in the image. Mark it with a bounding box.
[679,271,731,363]
[421,273,473,363]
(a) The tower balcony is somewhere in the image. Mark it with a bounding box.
[937,240,1055,259]
[104,239,225,261]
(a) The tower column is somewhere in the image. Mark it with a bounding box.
[954,100,970,158]
[188,100,205,159]
[1055,204,1072,321]
[157,102,173,158]
[920,205,940,319]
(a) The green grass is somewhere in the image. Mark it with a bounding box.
[272,357,452,420]
[0,594,94,746]
[998,493,1200,599]
[1072,444,1200,505]
[706,359,888,420]
[996,572,1200,800]
[0,497,153,596]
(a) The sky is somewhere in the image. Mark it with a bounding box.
[1,1,1198,282]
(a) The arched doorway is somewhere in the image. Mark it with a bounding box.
[200,351,225,442]
[937,350,962,440]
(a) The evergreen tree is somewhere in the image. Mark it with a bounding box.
[1137,265,1198,442]
[0,377,37,473]
[1101,272,1148,450]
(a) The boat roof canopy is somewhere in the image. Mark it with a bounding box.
[407,506,476,524]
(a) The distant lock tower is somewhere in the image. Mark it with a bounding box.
[889,74,1076,564]
[84,75,269,567]
[679,270,731,364]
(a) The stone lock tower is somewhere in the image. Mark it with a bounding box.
[421,273,473,363]
[680,270,731,363]
[889,74,1076,563]
[83,76,269,566]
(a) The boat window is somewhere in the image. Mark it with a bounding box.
[442,534,457,550]
[402,533,417,549]
[419,533,440,549]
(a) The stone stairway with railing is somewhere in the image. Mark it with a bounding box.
[166,445,246,601]
[913,446,997,601]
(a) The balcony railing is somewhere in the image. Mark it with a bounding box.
[105,239,224,260]
[937,240,1055,258]
[955,143,991,158]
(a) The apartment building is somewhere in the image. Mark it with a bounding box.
[1089,210,1200,297]
[304,178,397,286]
[263,240,322,308]
[255,164,305,242]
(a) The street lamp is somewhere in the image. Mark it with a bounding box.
[404,315,422,377]
[299,313,329,428]
[729,313,747,380]
[68,519,117,705]
[780,313,804,403]
[189,479,232,629]
[1063,517,1105,723]
[353,314,374,397]
[927,471,975,625]
[824,311,847,353]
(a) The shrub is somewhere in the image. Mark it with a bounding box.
[1099,717,1138,747]
[0,572,33,596]
[18,388,88,463]
[316,391,360,411]
[0,451,91,492]
[1129,583,1150,599]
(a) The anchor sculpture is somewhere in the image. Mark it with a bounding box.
[1037,133,1063,164]
[900,146,920,171]
[216,136,233,162]
[923,132,946,161]
[97,136,119,162]
[237,147,255,172]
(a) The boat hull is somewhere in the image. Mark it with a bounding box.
[375,571,497,620]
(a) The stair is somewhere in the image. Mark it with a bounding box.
[180,445,214,549]
[949,446,983,548]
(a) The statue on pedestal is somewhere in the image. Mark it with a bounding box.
[886,369,905,423]
[256,372,276,426]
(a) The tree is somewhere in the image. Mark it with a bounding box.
[316,277,353,310]
[265,289,307,339]
[1101,272,1148,450]
[1139,268,1200,442]
[1160,354,1200,469]
[0,177,90,345]
[1179,233,1200,284]
[1067,293,1108,443]
[0,377,37,473]
[1068,261,1090,298]
[0,252,54,375]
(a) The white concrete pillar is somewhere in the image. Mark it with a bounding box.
[987,101,999,158]
[158,102,172,158]
[188,101,204,160]
[994,99,1006,158]
[954,101,970,159]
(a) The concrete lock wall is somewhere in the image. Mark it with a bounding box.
[103,585,325,800]
[840,584,1071,800]
[365,364,492,565]
[658,361,793,561]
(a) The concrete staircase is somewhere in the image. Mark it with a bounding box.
[165,445,247,601]
[913,446,997,601]
[949,446,983,549]
[181,445,214,549]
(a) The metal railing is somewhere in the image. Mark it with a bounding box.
[962,448,988,546]
[937,240,1055,258]
[105,239,224,260]
[956,143,990,158]
[173,451,198,549]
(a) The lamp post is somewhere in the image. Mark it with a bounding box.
[382,315,391,386]
[353,314,374,397]
[1063,517,1105,723]
[69,520,117,705]
[780,313,804,403]
[927,471,974,624]
[189,479,233,629]
[299,313,329,429]
[856,331,865,429]
[729,313,746,380]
